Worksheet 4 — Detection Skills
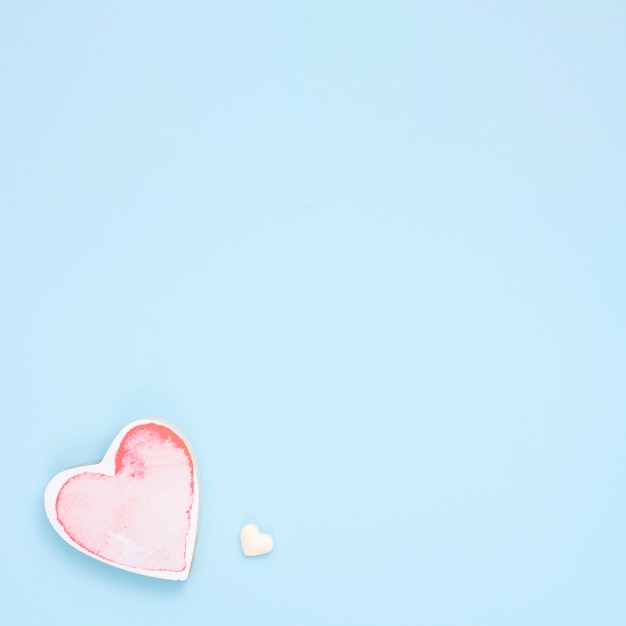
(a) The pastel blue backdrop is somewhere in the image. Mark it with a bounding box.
[1,2,625,624]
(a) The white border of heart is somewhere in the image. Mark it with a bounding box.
[44,417,201,581]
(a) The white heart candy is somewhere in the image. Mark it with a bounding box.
[240,523,274,557]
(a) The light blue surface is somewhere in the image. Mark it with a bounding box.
[1,2,625,624]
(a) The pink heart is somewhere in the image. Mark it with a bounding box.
[45,419,200,580]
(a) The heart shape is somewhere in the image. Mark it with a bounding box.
[240,523,274,557]
[44,418,200,580]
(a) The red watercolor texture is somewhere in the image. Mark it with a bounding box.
[56,424,194,572]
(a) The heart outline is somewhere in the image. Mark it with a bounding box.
[44,417,201,580]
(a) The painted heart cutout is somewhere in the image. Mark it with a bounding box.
[240,523,274,557]
[44,418,200,580]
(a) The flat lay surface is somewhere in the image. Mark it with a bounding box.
[1,2,625,625]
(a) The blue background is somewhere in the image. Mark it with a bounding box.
[1,2,625,624]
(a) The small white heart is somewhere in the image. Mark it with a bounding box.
[240,523,274,557]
